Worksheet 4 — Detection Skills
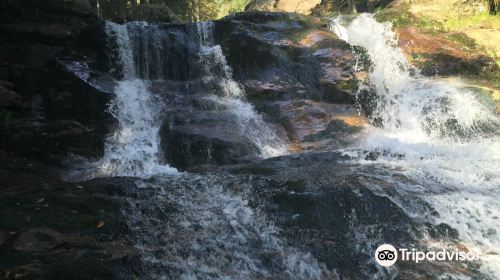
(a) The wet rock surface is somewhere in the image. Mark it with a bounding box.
[223,152,486,279]
[0,155,141,280]
[0,0,113,164]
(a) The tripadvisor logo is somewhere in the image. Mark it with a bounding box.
[374,244,480,267]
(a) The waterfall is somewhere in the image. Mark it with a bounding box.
[195,21,289,158]
[127,174,328,279]
[95,21,322,279]
[97,22,177,178]
[331,14,500,278]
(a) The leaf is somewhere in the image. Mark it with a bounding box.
[97,220,105,229]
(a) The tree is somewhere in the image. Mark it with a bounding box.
[488,0,497,14]
[347,0,357,13]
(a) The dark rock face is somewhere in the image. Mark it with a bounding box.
[216,13,361,104]
[0,155,141,280]
[0,0,112,164]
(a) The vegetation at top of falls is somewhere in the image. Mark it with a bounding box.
[375,2,500,33]
[94,0,252,22]
[374,0,500,90]
[375,1,500,61]
[161,0,252,21]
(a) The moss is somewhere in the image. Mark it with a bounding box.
[336,79,359,92]
[375,4,443,33]
[375,3,500,89]
[287,27,315,44]
[445,33,479,51]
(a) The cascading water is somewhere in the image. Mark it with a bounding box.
[331,14,500,278]
[127,174,328,279]
[98,22,177,178]
[195,21,289,158]
[96,21,323,279]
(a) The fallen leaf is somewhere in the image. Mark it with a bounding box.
[97,220,105,229]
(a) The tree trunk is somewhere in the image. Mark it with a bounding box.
[96,0,101,18]
[489,0,497,14]
[347,0,357,13]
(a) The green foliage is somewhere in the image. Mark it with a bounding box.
[445,33,478,50]
[375,4,443,33]
[95,0,252,22]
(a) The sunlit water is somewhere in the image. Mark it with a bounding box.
[196,21,289,158]
[331,14,500,278]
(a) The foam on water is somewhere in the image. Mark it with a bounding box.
[196,21,289,158]
[96,22,177,178]
[331,14,500,278]
[126,174,329,279]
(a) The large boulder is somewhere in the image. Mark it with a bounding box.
[216,13,364,103]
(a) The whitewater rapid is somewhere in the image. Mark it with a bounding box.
[195,21,289,158]
[331,14,500,278]
[97,22,177,178]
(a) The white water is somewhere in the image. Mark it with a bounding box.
[127,174,328,279]
[331,14,500,278]
[196,21,289,158]
[97,22,177,178]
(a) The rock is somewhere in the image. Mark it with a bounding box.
[397,27,498,76]
[56,58,114,95]
[224,151,479,278]
[0,81,24,109]
[0,155,140,279]
[0,229,8,247]
[14,228,64,253]
[246,0,322,14]
[159,91,261,170]
[262,99,366,150]
[217,15,364,103]
[0,0,112,163]
[161,119,260,170]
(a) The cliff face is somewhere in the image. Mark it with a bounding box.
[0,0,114,163]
